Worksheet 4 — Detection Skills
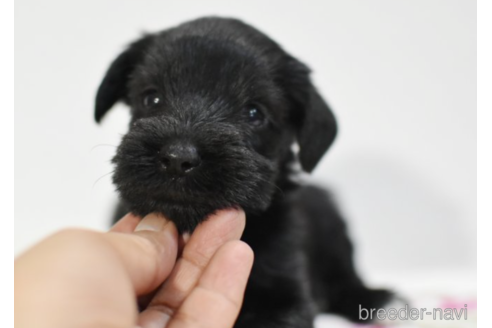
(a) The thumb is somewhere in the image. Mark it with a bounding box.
[106,213,179,295]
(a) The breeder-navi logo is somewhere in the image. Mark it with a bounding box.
[359,304,469,321]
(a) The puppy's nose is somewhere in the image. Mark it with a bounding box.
[159,142,201,175]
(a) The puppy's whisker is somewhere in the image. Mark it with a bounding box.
[255,175,285,197]
[92,171,114,189]
[90,144,118,153]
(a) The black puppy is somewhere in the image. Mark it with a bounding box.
[95,17,392,326]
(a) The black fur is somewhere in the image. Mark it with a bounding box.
[96,17,392,326]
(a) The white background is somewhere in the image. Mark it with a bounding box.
[15,0,476,291]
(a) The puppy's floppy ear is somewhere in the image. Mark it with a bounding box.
[95,34,154,123]
[283,58,338,172]
[296,86,337,172]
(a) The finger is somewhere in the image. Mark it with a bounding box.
[106,213,179,295]
[15,216,179,328]
[110,212,141,233]
[167,241,254,328]
[138,208,245,327]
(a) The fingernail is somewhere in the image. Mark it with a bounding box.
[209,208,245,237]
[135,213,169,232]
[217,207,242,220]
[182,232,190,243]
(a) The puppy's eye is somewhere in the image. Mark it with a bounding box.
[143,91,162,108]
[245,105,266,126]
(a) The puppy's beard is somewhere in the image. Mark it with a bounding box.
[112,117,277,232]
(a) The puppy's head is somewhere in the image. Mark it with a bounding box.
[95,18,337,231]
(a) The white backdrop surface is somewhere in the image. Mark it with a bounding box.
[16,0,476,286]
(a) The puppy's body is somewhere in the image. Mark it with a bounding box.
[97,17,391,326]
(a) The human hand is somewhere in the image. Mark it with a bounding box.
[15,208,253,328]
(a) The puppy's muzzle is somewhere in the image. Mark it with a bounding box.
[112,115,277,231]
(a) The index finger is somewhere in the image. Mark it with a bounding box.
[110,213,141,233]
[167,240,254,328]
[138,208,246,327]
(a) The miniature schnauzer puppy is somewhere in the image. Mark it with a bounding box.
[95,17,392,327]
